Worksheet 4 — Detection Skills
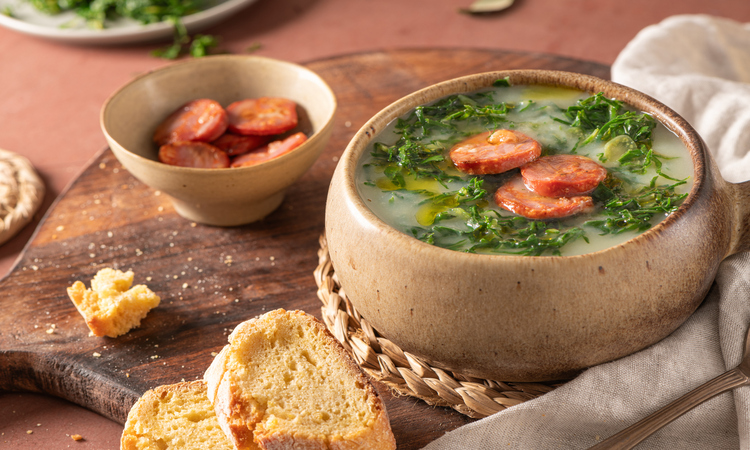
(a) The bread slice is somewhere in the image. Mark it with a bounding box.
[204,309,396,450]
[121,380,233,450]
[67,268,160,338]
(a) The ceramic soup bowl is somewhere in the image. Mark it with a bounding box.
[101,55,336,226]
[325,70,750,382]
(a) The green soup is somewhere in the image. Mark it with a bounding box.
[356,82,693,256]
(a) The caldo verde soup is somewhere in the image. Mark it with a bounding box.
[356,81,693,256]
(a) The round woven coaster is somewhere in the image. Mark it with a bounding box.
[0,148,45,246]
[314,234,562,419]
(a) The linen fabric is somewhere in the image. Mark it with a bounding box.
[423,15,750,449]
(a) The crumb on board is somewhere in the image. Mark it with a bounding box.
[66,268,160,338]
[71,434,84,441]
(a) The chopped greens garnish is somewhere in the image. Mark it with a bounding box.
[25,0,219,59]
[556,93,658,173]
[493,76,511,87]
[584,177,688,234]
[362,88,690,256]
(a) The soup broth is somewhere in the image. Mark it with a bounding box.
[356,83,693,256]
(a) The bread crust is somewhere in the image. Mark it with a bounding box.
[205,309,396,450]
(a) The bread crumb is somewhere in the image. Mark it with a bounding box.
[67,268,160,338]
[93,352,101,358]
[71,434,83,441]
[26,430,33,435]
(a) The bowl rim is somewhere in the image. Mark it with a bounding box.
[337,69,706,260]
[99,54,338,175]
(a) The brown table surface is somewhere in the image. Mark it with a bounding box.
[2,1,750,448]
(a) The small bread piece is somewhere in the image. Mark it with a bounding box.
[67,268,160,338]
[121,380,233,450]
[204,309,396,450]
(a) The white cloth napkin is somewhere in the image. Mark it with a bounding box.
[423,15,750,449]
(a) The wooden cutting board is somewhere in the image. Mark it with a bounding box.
[0,49,609,448]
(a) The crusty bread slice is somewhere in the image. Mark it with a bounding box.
[204,309,396,450]
[121,380,233,450]
[67,268,160,338]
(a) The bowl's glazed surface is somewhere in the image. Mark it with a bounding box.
[325,70,750,381]
[101,55,336,226]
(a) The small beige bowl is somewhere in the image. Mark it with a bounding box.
[101,55,336,226]
[326,70,750,382]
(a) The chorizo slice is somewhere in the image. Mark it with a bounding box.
[212,133,272,157]
[494,175,594,220]
[226,97,299,136]
[449,129,542,175]
[230,132,308,168]
[521,154,607,197]
[153,99,228,145]
[158,141,230,168]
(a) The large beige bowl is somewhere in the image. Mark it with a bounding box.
[101,55,336,226]
[325,70,750,382]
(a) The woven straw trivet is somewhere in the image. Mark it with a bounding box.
[314,234,562,419]
[0,148,45,246]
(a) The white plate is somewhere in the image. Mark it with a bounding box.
[0,0,258,45]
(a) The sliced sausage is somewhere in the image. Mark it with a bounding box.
[521,154,607,198]
[231,132,308,168]
[226,97,299,136]
[212,133,272,157]
[153,99,228,145]
[158,141,230,168]
[449,129,542,175]
[494,175,594,220]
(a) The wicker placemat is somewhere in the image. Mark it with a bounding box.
[0,148,45,246]
[314,234,562,419]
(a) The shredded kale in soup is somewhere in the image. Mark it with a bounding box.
[357,82,692,256]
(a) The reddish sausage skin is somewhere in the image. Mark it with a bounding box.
[449,129,542,175]
[521,154,607,197]
[212,133,272,156]
[153,99,228,145]
[494,175,594,220]
[226,97,299,136]
[230,132,308,168]
[158,141,230,168]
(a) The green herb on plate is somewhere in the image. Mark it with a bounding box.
[25,0,220,59]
